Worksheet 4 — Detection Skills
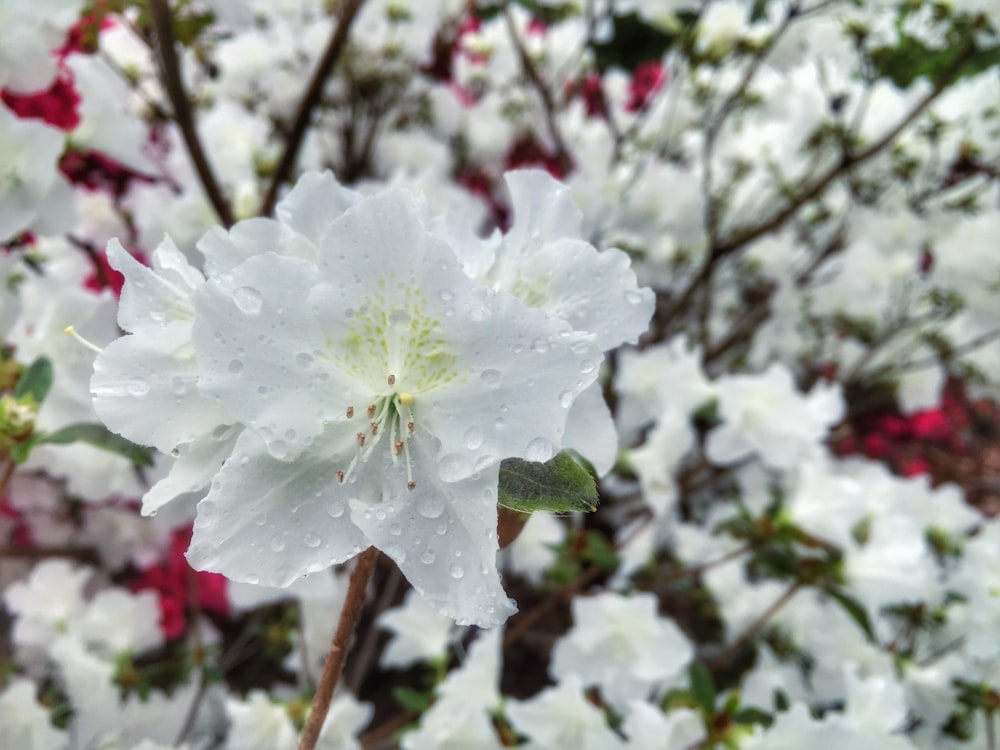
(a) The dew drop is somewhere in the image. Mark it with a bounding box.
[304,532,321,548]
[439,289,454,302]
[417,493,445,519]
[126,378,150,396]
[420,549,436,564]
[327,500,346,518]
[268,439,289,459]
[625,290,644,304]
[228,359,244,374]
[295,352,314,368]
[435,523,448,536]
[284,429,297,441]
[480,369,502,388]
[559,390,574,408]
[532,338,549,353]
[449,563,465,580]
[253,513,267,527]
[438,453,471,482]
[581,359,596,374]
[270,535,286,552]
[571,340,590,354]
[233,286,264,314]
[389,523,402,537]
[388,308,411,325]
[494,417,505,431]
[525,437,554,462]
[245,574,260,585]
[463,427,484,450]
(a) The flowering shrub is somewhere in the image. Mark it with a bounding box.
[1,0,999,748]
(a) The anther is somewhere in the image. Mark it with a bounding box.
[346,406,354,418]
[394,440,404,455]
[367,404,376,419]
[407,481,416,491]
[370,422,379,436]
[336,470,345,483]
[387,374,396,386]
[64,325,103,354]
[356,432,366,446]
[407,421,415,433]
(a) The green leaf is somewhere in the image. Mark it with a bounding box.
[733,706,773,727]
[498,452,598,514]
[36,423,155,467]
[392,686,434,713]
[14,357,53,404]
[822,586,877,643]
[689,661,717,716]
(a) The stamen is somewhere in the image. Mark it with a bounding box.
[394,440,404,455]
[407,481,416,491]
[407,421,415,433]
[64,325,103,354]
[367,404,376,419]
[346,406,354,418]
[336,470,345,483]
[356,431,366,447]
[370,421,379,436]
[387,374,396,386]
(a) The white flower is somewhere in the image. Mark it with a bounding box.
[225,691,297,750]
[0,678,67,750]
[0,0,84,92]
[550,591,694,712]
[706,363,843,471]
[0,103,74,242]
[170,176,602,626]
[621,702,706,750]
[4,560,90,653]
[506,673,626,750]
[77,588,164,658]
[377,588,456,668]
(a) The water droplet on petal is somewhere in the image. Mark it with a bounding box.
[417,493,445,519]
[439,289,454,302]
[228,359,244,374]
[420,549,436,564]
[304,532,321,548]
[127,378,149,396]
[268,439,289,459]
[388,308,411,325]
[295,352,314,368]
[327,501,345,518]
[480,369,502,388]
[463,427,484,450]
[525,437,553,462]
[559,390,574,408]
[625,290,644,304]
[532,338,549,353]
[438,453,471,482]
[233,286,264,314]
[270,535,286,552]
[449,563,464,579]
[389,523,402,536]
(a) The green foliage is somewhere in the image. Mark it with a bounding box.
[13,356,53,404]
[35,423,155,467]
[498,451,598,514]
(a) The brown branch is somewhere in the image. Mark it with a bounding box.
[299,547,379,750]
[149,0,235,228]
[655,37,978,332]
[503,3,573,175]
[707,581,802,671]
[260,0,367,216]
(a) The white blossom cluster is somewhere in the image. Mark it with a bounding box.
[1,0,999,748]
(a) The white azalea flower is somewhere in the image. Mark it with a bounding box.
[136,176,603,627]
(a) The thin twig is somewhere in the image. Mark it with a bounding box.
[299,547,379,750]
[655,38,977,331]
[708,581,802,670]
[260,0,367,216]
[503,2,573,175]
[149,0,235,227]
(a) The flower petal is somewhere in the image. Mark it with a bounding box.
[186,429,368,587]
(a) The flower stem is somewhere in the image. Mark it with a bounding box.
[298,547,379,750]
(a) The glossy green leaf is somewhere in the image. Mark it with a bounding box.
[13,356,53,404]
[37,423,155,467]
[498,451,598,514]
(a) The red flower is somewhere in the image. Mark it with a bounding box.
[627,61,666,112]
[1,73,80,131]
